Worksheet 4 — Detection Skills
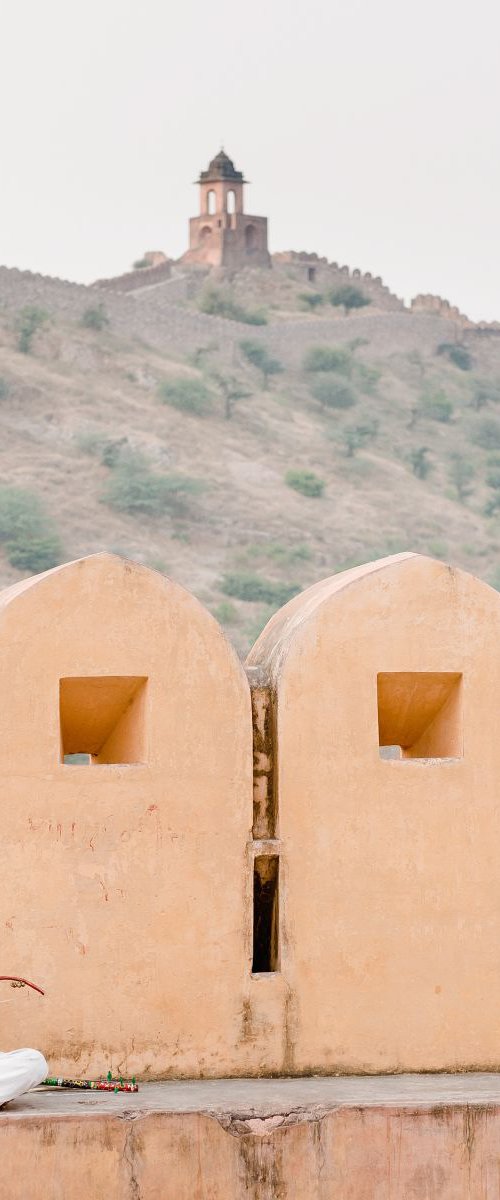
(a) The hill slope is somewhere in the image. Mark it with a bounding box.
[0,264,499,653]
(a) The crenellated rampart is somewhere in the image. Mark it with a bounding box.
[272,251,405,311]
[1,260,499,365]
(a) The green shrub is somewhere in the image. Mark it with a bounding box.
[260,541,312,564]
[245,605,276,644]
[426,540,448,559]
[220,572,300,605]
[159,376,212,415]
[213,600,239,624]
[0,485,62,572]
[298,292,324,310]
[238,541,312,566]
[471,417,500,449]
[285,469,325,497]
[303,345,351,373]
[341,420,379,457]
[239,341,283,387]
[102,451,201,517]
[0,378,9,399]
[408,447,432,479]
[437,342,473,371]
[420,390,454,423]
[484,455,500,513]
[81,304,109,331]
[133,258,149,269]
[16,306,49,354]
[470,379,500,411]
[484,495,500,517]
[330,285,371,313]
[311,375,356,409]
[240,309,269,326]
[448,453,474,502]
[355,362,381,393]
[200,286,267,325]
[486,456,500,489]
[6,534,62,573]
[101,438,128,467]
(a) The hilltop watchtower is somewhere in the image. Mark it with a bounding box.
[183,149,270,270]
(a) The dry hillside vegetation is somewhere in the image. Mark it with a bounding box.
[1,281,500,654]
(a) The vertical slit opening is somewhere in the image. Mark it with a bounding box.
[252,855,279,973]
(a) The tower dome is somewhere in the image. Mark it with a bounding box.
[198,149,245,183]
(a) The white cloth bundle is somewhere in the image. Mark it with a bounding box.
[0,1049,47,1105]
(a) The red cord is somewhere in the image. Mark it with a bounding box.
[0,976,44,996]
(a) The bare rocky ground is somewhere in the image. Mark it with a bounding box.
[0,265,499,654]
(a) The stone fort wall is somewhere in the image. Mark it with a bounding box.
[272,250,405,312]
[1,264,496,372]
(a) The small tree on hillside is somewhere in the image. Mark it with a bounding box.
[16,307,49,354]
[239,340,283,388]
[408,447,432,480]
[470,379,500,411]
[437,342,473,371]
[211,372,252,419]
[298,292,324,310]
[419,390,454,423]
[484,456,500,515]
[341,420,378,457]
[330,285,371,315]
[81,304,109,331]
[471,417,500,449]
[449,453,474,503]
[311,375,356,410]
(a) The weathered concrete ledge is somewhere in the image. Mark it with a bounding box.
[3,1074,500,1198]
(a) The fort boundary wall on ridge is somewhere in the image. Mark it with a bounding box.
[0,264,492,373]
[2,552,500,1080]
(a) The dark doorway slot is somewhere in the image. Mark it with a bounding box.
[252,855,279,973]
[307,266,316,282]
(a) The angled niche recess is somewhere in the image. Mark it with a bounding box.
[252,855,279,974]
[377,672,463,760]
[60,676,148,765]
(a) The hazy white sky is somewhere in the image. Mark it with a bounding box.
[1,0,499,320]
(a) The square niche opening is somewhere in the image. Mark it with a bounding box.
[377,672,463,760]
[60,676,148,765]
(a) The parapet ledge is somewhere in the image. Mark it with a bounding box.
[0,264,89,291]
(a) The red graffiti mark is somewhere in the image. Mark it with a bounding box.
[28,817,44,833]
[98,878,109,903]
